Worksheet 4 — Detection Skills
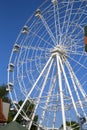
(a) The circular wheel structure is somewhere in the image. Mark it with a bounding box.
[8,0,87,130]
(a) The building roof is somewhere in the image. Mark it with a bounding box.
[0,121,28,130]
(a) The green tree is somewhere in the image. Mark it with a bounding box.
[0,84,38,129]
[66,121,80,130]
[0,84,10,103]
[8,100,38,129]
[16,100,38,126]
[60,121,80,130]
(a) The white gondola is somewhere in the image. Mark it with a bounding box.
[51,0,58,4]
[8,82,14,87]
[13,101,18,104]
[35,9,41,18]
[6,88,12,91]
[8,63,14,72]
[6,82,14,91]
[6,88,10,91]
[22,25,29,34]
[10,107,15,111]
[13,44,20,52]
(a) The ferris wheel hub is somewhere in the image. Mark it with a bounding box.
[51,45,67,57]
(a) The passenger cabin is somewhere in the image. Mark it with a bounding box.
[13,101,18,104]
[6,82,13,91]
[51,0,58,4]
[13,44,20,52]
[8,63,14,72]
[22,25,29,34]
[35,9,41,18]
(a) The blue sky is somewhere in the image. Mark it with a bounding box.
[0,0,43,85]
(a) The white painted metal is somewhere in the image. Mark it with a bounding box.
[58,55,80,117]
[28,59,53,130]
[8,0,87,129]
[40,15,56,45]
[56,54,66,130]
[65,58,87,118]
[13,56,52,121]
[38,65,57,129]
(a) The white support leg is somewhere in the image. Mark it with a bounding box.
[38,68,57,128]
[28,58,53,130]
[58,56,80,117]
[72,65,86,99]
[65,58,87,118]
[13,56,52,121]
[56,54,66,130]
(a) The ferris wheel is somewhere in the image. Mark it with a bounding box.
[7,0,87,130]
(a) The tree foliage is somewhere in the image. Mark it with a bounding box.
[66,121,80,130]
[0,84,38,129]
[60,121,80,130]
[8,100,38,129]
[0,84,10,103]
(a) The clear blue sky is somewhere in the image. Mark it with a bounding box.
[0,0,43,85]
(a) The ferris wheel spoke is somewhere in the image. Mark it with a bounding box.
[67,39,84,49]
[26,56,49,63]
[22,45,50,53]
[65,58,87,117]
[67,44,84,52]
[69,27,83,43]
[80,16,87,26]
[73,30,83,41]
[68,55,87,70]
[63,3,74,44]
[56,3,63,44]
[67,2,86,30]
[65,59,87,100]
[29,30,55,48]
[40,14,56,45]
[68,12,87,41]
[52,0,61,44]
[53,3,58,44]
[67,50,87,57]
[62,0,70,34]
[73,4,87,25]
[64,7,86,45]
[63,26,83,49]
[26,14,38,30]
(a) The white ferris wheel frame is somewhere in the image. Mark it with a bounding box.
[7,0,87,130]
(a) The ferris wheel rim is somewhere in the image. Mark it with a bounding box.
[8,0,87,129]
